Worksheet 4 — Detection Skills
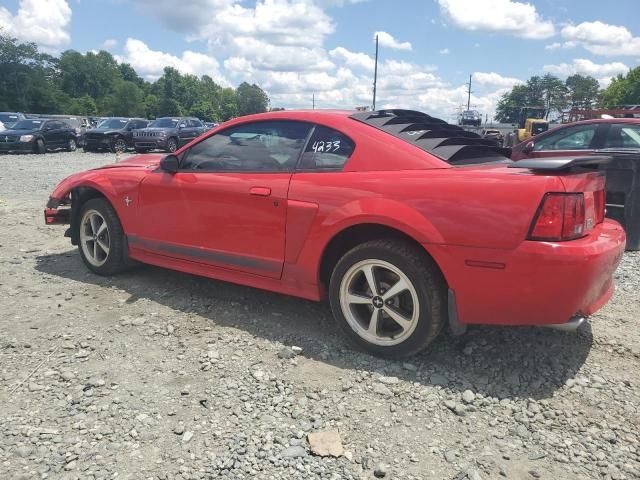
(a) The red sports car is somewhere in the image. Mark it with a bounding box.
[45,109,626,357]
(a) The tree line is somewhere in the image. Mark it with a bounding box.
[496,69,640,123]
[0,34,269,121]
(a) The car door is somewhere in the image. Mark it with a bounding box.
[134,120,313,279]
[176,119,194,146]
[518,123,605,159]
[602,122,640,149]
[42,121,62,148]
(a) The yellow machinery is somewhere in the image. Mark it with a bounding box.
[516,108,549,143]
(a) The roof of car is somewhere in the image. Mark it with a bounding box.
[554,118,640,126]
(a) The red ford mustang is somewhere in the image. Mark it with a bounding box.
[45,110,626,357]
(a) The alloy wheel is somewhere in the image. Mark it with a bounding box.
[114,138,127,153]
[339,259,420,346]
[80,209,110,267]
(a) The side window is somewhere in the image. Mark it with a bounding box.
[298,125,355,170]
[532,125,597,151]
[190,119,203,128]
[180,120,312,172]
[604,124,640,148]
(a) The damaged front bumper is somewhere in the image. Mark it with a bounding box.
[44,197,71,225]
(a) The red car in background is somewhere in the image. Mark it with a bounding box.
[44,110,625,358]
[511,118,640,160]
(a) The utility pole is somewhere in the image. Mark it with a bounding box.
[466,74,472,111]
[372,34,379,111]
[312,93,315,110]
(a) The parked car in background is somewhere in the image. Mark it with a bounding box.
[83,117,148,153]
[0,118,77,154]
[44,109,625,358]
[511,118,640,160]
[481,128,504,146]
[459,110,482,127]
[0,112,26,130]
[133,117,205,153]
[204,122,219,131]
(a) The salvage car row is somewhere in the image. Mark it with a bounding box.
[0,112,215,154]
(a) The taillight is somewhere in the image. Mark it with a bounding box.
[593,189,605,224]
[528,193,586,241]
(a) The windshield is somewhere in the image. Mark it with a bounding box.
[0,114,20,124]
[149,118,179,128]
[532,123,548,135]
[63,118,81,128]
[97,118,128,129]
[11,120,44,130]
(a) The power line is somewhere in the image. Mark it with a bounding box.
[372,34,379,111]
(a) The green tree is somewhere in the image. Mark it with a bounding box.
[601,67,640,107]
[236,82,269,116]
[218,87,239,121]
[104,81,145,117]
[565,74,601,109]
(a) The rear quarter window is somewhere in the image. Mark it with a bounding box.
[298,125,355,171]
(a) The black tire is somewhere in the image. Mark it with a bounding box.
[76,198,131,276]
[166,137,178,153]
[329,239,447,358]
[34,138,46,154]
[66,137,77,152]
[110,137,127,154]
[135,148,149,154]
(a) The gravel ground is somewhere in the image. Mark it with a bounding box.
[0,151,639,480]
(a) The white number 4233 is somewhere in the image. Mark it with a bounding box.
[311,140,340,153]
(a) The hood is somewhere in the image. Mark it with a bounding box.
[94,154,164,170]
[1,128,38,136]
[86,128,122,135]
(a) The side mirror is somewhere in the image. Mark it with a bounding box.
[160,154,179,173]
[178,123,186,129]
[523,141,534,153]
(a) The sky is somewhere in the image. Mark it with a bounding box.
[1,0,639,122]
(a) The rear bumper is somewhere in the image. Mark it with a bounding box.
[428,219,626,326]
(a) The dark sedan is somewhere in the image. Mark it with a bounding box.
[83,118,148,153]
[0,119,77,154]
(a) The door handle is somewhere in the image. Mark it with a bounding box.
[249,187,271,197]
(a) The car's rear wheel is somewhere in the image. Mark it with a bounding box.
[77,198,130,275]
[166,138,178,153]
[66,138,77,152]
[34,138,46,154]
[329,239,447,358]
[111,137,127,154]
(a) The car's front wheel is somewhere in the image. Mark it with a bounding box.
[329,239,447,358]
[111,137,127,153]
[34,138,46,154]
[166,137,178,153]
[77,198,130,275]
[66,138,77,152]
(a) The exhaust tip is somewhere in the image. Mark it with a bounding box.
[544,316,586,332]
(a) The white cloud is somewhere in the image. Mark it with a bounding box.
[0,0,71,50]
[439,48,450,54]
[473,72,523,89]
[117,38,229,85]
[101,39,118,50]
[437,0,555,39]
[122,0,511,122]
[543,58,629,87]
[329,47,375,71]
[545,42,562,50]
[374,31,412,51]
[560,21,640,56]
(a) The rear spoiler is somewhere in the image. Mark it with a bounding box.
[508,155,611,171]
